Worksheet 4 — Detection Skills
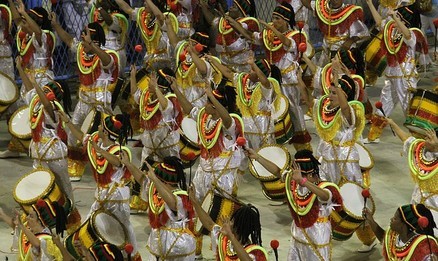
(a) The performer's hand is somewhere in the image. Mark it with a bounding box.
[144,161,156,177]
[425,128,438,151]
[15,56,22,70]
[362,208,374,223]
[165,76,177,91]
[291,160,304,184]
[244,148,258,160]
[258,19,270,29]
[247,55,255,65]
[16,0,26,15]
[130,64,137,77]
[51,233,63,249]
[120,151,130,166]
[220,220,233,237]
[48,12,58,26]
[187,184,197,202]
[81,27,93,46]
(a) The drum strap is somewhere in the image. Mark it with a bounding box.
[297,224,328,261]
[331,141,353,183]
[34,138,59,163]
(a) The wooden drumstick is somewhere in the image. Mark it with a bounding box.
[375,101,396,136]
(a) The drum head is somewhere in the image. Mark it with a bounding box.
[355,143,373,170]
[81,110,97,134]
[181,117,198,144]
[92,211,127,248]
[8,106,31,139]
[273,95,288,121]
[14,170,54,204]
[250,145,289,180]
[0,71,18,105]
[340,182,375,220]
[195,192,213,233]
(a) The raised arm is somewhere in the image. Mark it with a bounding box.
[8,0,21,25]
[300,0,312,10]
[130,65,138,95]
[120,151,146,184]
[0,207,16,229]
[205,54,233,80]
[145,0,165,23]
[90,140,122,167]
[302,54,317,74]
[364,208,385,242]
[259,20,291,48]
[188,185,215,231]
[145,162,178,211]
[332,65,352,124]
[16,0,43,44]
[50,12,74,48]
[114,0,134,15]
[365,0,382,29]
[249,57,270,89]
[221,222,252,261]
[165,15,179,48]
[390,11,411,40]
[225,15,253,41]
[82,27,112,67]
[15,57,33,92]
[34,79,56,122]
[188,43,207,76]
[291,161,330,201]
[167,75,193,115]
[206,85,232,128]
[150,73,168,110]
[57,110,84,143]
[97,8,114,26]
[199,0,217,26]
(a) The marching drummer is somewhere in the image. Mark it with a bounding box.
[129,66,183,212]
[51,17,120,181]
[206,55,280,149]
[364,2,422,144]
[58,112,142,260]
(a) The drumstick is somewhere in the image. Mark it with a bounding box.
[375,101,396,136]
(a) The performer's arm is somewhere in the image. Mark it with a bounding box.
[332,69,352,124]
[245,148,281,179]
[302,55,317,74]
[206,85,232,128]
[114,0,134,15]
[364,208,385,242]
[17,217,41,249]
[8,0,22,25]
[165,15,179,48]
[386,118,410,142]
[150,73,168,110]
[390,11,411,40]
[58,111,84,143]
[0,208,15,229]
[167,76,193,115]
[50,12,74,48]
[82,27,112,67]
[145,0,165,24]
[365,0,382,28]
[90,140,122,167]
[221,222,252,261]
[145,162,178,211]
[225,15,253,41]
[205,54,233,80]
[300,0,312,10]
[16,0,43,44]
[188,43,207,76]
[199,0,216,26]
[130,65,138,95]
[96,6,114,26]
[120,151,146,184]
[291,161,330,201]
[52,234,75,261]
[33,77,57,122]
[259,20,291,48]
[188,185,215,231]
[249,57,270,89]
[15,57,33,92]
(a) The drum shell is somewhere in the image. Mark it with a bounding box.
[404,89,438,136]
[273,95,293,144]
[195,193,241,236]
[330,182,375,241]
[13,169,68,214]
[260,179,286,201]
[65,210,127,259]
[364,28,387,77]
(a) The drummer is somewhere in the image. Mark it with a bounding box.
[129,66,182,212]
[206,55,280,149]
[245,148,342,261]
[58,112,142,260]
[51,18,120,181]
[364,2,421,143]
[386,119,438,230]
[313,70,378,252]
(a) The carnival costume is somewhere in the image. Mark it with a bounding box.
[382,204,438,261]
[404,137,438,223]
[285,154,342,261]
[145,162,196,260]
[233,63,278,149]
[313,0,369,64]
[175,33,220,108]
[67,37,119,181]
[133,7,178,70]
[253,3,312,151]
[190,106,245,202]
[84,129,141,260]
[214,0,259,73]
[0,4,13,78]
[90,6,128,74]
[367,7,424,142]
[211,225,268,261]
[135,79,183,163]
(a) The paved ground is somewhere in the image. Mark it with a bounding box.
[0,62,436,260]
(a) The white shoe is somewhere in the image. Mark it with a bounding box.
[362,138,380,144]
[0,150,22,159]
[69,176,82,182]
[357,241,377,253]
